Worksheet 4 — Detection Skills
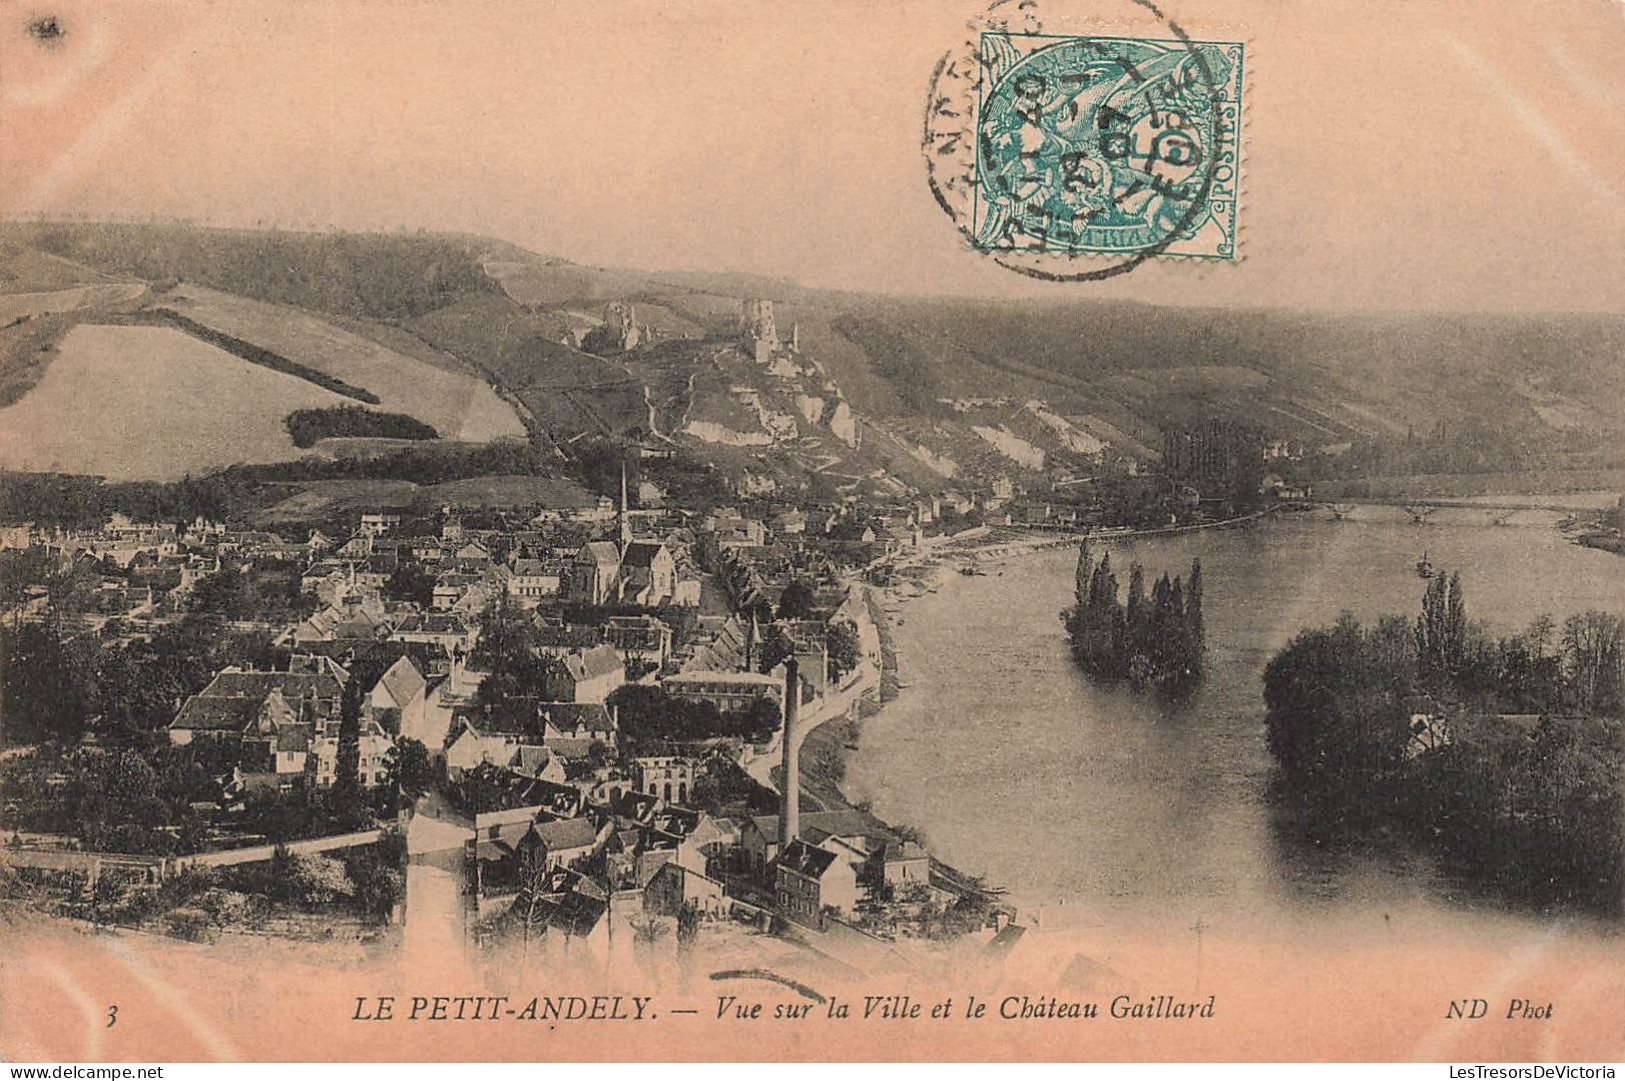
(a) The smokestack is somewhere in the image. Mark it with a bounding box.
[779,658,801,854]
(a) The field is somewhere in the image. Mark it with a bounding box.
[0,314,74,408]
[252,474,596,525]
[425,473,596,507]
[250,480,422,523]
[1,278,153,408]
[486,259,662,309]
[161,285,526,442]
[0,243,122,292]
[0,283,149,326]
[484,260,727,341]
[0,324,356,480]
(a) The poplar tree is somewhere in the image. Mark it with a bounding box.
[1168,575,1188,686]
[1416,572,1467,689]
[1187,559,1205,669]
[1444,572,1467,676]
[1066,550,1207,695]
[1126,563,1147,645]
[333,677,363,825]
[1074,541,1092,612]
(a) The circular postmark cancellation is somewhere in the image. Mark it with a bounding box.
[923,0,1245,281]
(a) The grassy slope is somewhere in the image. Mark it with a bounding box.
[251,473,596,525]
[5,222,505,321]
[0,314,74,408]
[157,285,526,440]
[0,243,146,407]
[408,294,650,438]
[0,240,123,291]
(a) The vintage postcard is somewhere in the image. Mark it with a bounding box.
[1,0,1622,1066]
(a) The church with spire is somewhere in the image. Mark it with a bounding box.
[567,462,676,606]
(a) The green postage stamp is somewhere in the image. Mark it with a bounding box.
[924,14,1245,276]
[973,33,1244,260]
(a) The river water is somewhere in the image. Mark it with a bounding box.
[848,512,1625,929]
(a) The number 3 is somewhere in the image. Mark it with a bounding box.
[106,1005,118,1028]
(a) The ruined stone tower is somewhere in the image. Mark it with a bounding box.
[603,301,640,351]
[739,299,780,363]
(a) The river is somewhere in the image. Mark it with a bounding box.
[848,513,1625,930]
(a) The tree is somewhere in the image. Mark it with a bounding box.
[1445,573,1468,676]
[333,678,364,825]
[344,831,404,919]
[826,621,863,680]
[1173,573,1196,679]
[1125,563,1147,643]
[1144,571,1171,684]
[1074,552,1119,679]
[0,547,56,605]
[755,629,793,675]
[564,740,613,781]
[1067,550,1202,695]
[509,846,553,968]
[1562,612,1624,718]
[0,622,92,745]
[1526,613,1556,663]
[1415,572,1468,688]
[470,594,554,705]
[776,579,816,620]
[572,438,640,501]
[630,913,669,947]
[470,593,529,685]
[1074,539,1091,610]
[606,684,671,743]
[676,902,701,953]
[1186,558,1205,674]
[387,737,436,802]
[383,563,435,607]
[1262,614,1410,788]
[68,748,170,854]
[741,697,782,743]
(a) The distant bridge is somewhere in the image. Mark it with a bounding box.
[1317,498,1582,523]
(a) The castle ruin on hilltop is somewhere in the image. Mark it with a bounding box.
[602,300,641,351]
[738,299,798,364]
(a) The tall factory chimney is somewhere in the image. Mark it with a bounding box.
[779,658,801,854]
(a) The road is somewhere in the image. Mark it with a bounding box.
[402,795,473,961]
[405,791,472,857]
[741,662,878,795]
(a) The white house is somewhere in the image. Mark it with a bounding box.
[369,655,428,737]
[507,558,562,605]
[445,718,522,780]
[309,720,395,789]
[556,645,625,704]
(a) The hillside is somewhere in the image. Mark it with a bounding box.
[0,224,530,483]
[1,220,1619,502]
[13,222,508,320]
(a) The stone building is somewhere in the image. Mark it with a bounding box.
[739,298,780,363]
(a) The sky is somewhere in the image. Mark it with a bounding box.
[2,0,1622,312]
